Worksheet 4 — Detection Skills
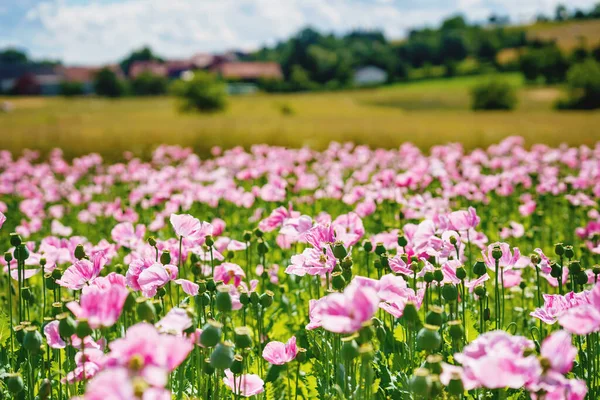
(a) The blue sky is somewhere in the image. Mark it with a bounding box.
[1,0,598,65]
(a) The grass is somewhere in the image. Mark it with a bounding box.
[1,73,599,160]
[526,19,600,50]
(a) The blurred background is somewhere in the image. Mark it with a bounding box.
[1,0,600,158]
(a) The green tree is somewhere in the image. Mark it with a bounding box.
[171,71,227,113]
[557,59,600,109]
[120,46,163,76]
[94,68,125,97]
[0,48,28,64]
[471,79,517,110]
[59,81,84,97]
[131,72,168,96]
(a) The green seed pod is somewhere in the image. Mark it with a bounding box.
[332,242,347,260]
[550,263,562,278]
[473,260,487,277]
[341,339,359,362]
[160,251,171,265]
[58,314,77,338]
[203,358,215,374]
[442,284,458,302]
[296,348,307,363]
[331,272,346,291]
[374,258,382,270]
[403,302,420,325]
[433,269,444,283]
[564,246,574,259]
[530,254,540,265]
[483,307,491,321]
[45,274,56,290]
[21,287,32,301]
[424,271,434,283]
[491,246,502,260]
[147,236,157,247]
[230,354,244,374]
[374,243,386,256]
[200,320,223,347]
[234,326,253,349]
[51,268,62,280]
[260,291,274,308]
[136,299,156,322]
[253,228,264,238]
[447,372,465,396]
[239,291,250,306]
[362,240,373,252]
[474,285,486,297]
[9,233,22,247]
[425,354,443,375]
[593,265,600,275]
[215,286,232,312]
[123,292,136,312]
[568,261,581,275]
[75,319,93,339]
[4,251,13,263]
[554,243,564,256]
[448,320,463,340]
[74,244,86,260]
[6,373,24,394]
[243,230,252,242]
[205,235,215,247]
[250,291,260,305]
[425,306,443,327]
[206,278,217,292]
[210,341,234,370]
[38,378,52,400]
[409,368,431,397]
[257,240,269,255]
[416,324,441,352]
[14,325,24,344]
[456,267,467,280]
[576,271,589,286]
[340,256,353,270]
[379,254,389,269]
[429,375,442,398]
[23,326,43,353]
[397,236,408,247]
[14,245,29,262]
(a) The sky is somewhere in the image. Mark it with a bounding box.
[0,0,598,65]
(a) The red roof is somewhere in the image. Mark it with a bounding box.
[129,61,168,78]
[59,65,124,82]
[211,62,283,80]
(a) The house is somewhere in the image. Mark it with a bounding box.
[129,61,169,79]
[58,65,124,94]
[353,65,388,86]
[210,62,283,82]
[0,63,62,95]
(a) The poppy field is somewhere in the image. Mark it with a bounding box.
[0,136,599,399]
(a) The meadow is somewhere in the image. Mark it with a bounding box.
[0,136,599,399]
[1,73,600,159]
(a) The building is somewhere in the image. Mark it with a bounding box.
[0,63,62,95]
[129,61,169,79]
[58,65,124,94]
[210,62,283,82]
[353,65,388,86]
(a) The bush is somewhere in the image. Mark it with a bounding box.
[170,71,227,113]
[59,81,85,97]
[471,79,517,110]
[94,68,125,98]
[131,72,168,96]
[519,45,569,84]
[556,59,600,109]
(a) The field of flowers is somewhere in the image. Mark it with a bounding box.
[0,136,599,399]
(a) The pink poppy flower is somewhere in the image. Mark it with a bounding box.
[315,283,378,334]
[138,263,178,298]
[211,218,226,236]
[540,330,577,375]
[306,298,325,330]
[170,214,212,243]
[43,320,66,349]
[65,348,105,384]
[223,369,264,398]
[174,279,199,296]
[82,367,172,400]
[67,282,129,329]
[482,242,521,270]
[57,251,108,290]
[448,207,480,231]
[285,247,336,277]
[262,336,298,365]
[0,211,5,230]
[155,308,192,335]
[214,262,246,287]
[111,222,146,248]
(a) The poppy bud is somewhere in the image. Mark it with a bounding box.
[230,354,244,374]
[474,285,486,297]
[200,320,223,347]
[341,339,359,362]
[58,314,76,338]
[473,260,487,276]
[564,246,574,259]
[253,228,264,238]
[417,324,441,352]
[210,341,234,370]
[296,347,307,363]
[157,287,167,298]
[52,268,62,280]
[456,267,467,280]
[374,243,386,256]
[425,306,443,327]
[203,358,215,374]
[40,257,46,267]
[424,271,434,283]
[243,230,252,242]
[442,284,458,302]
[593,265,600,275]
[332,242,347,260]
[483,308,491,321]
[9,233,22,247]
[6,373,24,394]
[362,240,373,252]
[234,326,253,349]
[530,254,540,265]
[331,272,346,291]
[205,235,214,247]
[554,243,564,256]
[449,235,457,245]
[216,286,232,312]
[136,299,156,322]
[410,368,431,397]
[260,291,274,308]
[448,320,463,340]
[74,244,86,260]
[147,237,157,247]
[206,278,217,292]
[23,326,43,353]
[160,251,171,265]
[14,245,29,262]
[379,254,389,268]
[519,281,526,290]
[4,251,12,263]
[250,291,260,305]
[433,269,444,283]
[38,378,52,400]
[398,236,408,247]
[491,246,502,260]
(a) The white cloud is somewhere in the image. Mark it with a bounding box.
[20,0,600,65]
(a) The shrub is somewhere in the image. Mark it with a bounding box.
[170,71,227,113]
[471,79,517,110]
[94,68,125,98]
[556,59,600,109]
[59,81,85,97]
[131,72,168,96]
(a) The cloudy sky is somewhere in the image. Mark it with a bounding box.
[1,0,597,65]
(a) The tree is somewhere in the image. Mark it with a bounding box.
[557,59,600,109]
[555,4,568,21]
[131,72,168,96]
[94,68,125,97]
[120,46,163,76]
[471,79,517,110]
[0,48,28,64]
[59,81,85,97]
[439,33,468,62]
[171,71,227,113]
[440,15,468,31]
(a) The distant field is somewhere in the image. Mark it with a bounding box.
[1,73,599,159]
[526,19,600,50]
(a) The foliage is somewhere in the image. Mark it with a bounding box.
[130,72,168,96]
[119,46,163,76]
[59,81,85,97]
[94,68,126,98]
[170,71,228,113]
[556,58,600,109]
[0,48,28,64]
[471,79,517,110]
[519,44,570,84]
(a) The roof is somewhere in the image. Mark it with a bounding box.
[129,61,168,78]
[0,63,59,80]
[211,62,283,80]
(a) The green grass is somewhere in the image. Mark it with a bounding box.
[1,73,599,159]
